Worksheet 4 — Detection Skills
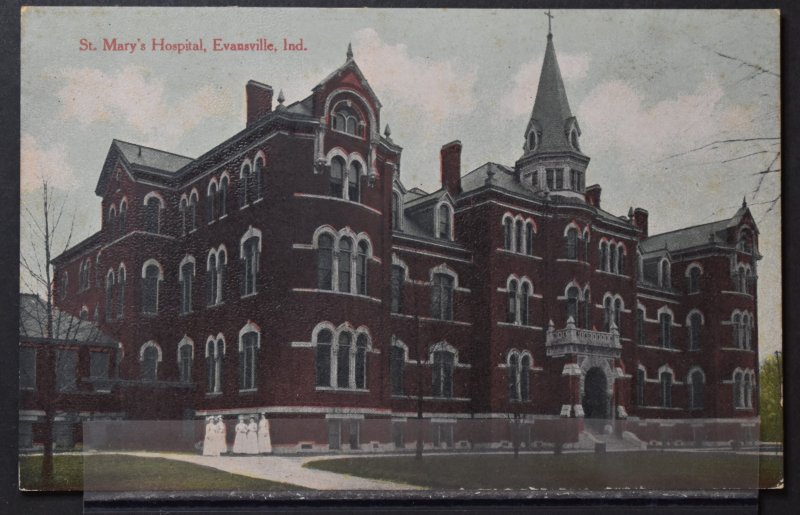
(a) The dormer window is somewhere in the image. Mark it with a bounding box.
[332,104,363,137]
[436,203,453,241]
[570,128,580,151]
[527,130,539,152]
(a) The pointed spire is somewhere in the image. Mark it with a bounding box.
[384,124,391,138]
[346,42,353,61]
[742,196,747,208]
[277,89,285,104]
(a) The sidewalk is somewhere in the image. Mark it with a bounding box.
[112,451,423,491]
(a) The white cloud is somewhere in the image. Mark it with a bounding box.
[352,28,478,123]
[56,66,233,146]
[503,53,590,118]
[20,133,78,193]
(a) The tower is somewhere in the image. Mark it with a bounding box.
[515,27,590,200]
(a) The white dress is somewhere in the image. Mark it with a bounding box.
[202,420,216,456]
[258,419,272,454]
[232,421,247,454]
[214,420,227,455]
[244,421,260,454]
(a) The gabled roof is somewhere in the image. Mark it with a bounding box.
[639,205,756,254]
[95,139,194,195]
[19,294,118,347]
[313,55,383,109]
[403,188,452,211]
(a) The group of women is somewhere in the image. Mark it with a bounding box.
[202,413,272,456]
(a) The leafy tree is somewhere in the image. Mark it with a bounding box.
[759,353,783,443]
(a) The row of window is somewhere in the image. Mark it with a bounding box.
[388,262,456,321]
[387,340,459,399]
[502,215,536,255]
[634,308,754,351]
[634,366,755,410]
[19,346,112,392]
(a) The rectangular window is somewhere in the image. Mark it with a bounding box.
[636,369,645,406]
[56,349,78,392]
[180,264,193,314]
[390,266,404,314]
[390,346,405,395]
[392,422,405,449]
[432,274,454,320]
[20,347,36,389]
[433,424,454,448]
[546,168,555,190]
[348,420,360,450]
[90,351,109,379]
[635,309,644,345]
[328,420,341,450]
[240,333,258,390]
[433,351,454,398]
[659,314,672,348]
[555,169,564,189]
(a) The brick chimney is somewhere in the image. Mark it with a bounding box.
[440,140,462,196]
[633,208,649,238]
[246,80,273,127]
[585,184,601,207]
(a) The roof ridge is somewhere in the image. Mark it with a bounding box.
[113,139,195,160]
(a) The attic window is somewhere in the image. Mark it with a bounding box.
[570,128,580,151]
[528,130,538,152]
[331,104,363,137]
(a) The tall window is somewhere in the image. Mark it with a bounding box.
[520,282,531,326]
[507,352,531,402]
[635,308,644,345]
[603,297,612,332]
[635,368,645,406]
[525,222,534,255]
[240,332,258,390]
[208,253,218,306]
[566,228,578,260]
[503,218,513,250]
[317,234,334,290]
[392,192,401,230]
[744,372,753,408]
[432,350,454,398]
[108,207,116,239]
[508,353,519,401]
[660,371,672,408]
[356,241,368,295]
[610,245,618,273]
[141,345,159,381]
[207,339,224,393]
[566,287,579,324]
[515,220,523,253]
[555,168,564,189]
[431,273,454,321]
[733,371,744,408]
[582,289,591,329]
[616,246,625,274]
[219,176,229,217]
[56,349,78,392]
[337,238,352,293]
[180,198,188,235]
[355,334,368,389]
[659,313,672,349]
[599,242,608,271]
[689,370,704,409]
[116,267,125,318]
[315,329,333,387]
[660,259,671,288]
[520,354,531,401]
[207,182,217,222]
[390,265,405,313]
[142,263,161,314]
[336,333,351,388]
[240,163,252,207]
[438,204,451,240]
[118,201,127,235]
[180,261,194,314]
[332,105,362,136]
[253,156,264,201]
[507,280,518,323]
[145,197,161,234]
[348,162,361,202]
[689,313,702,350]
[546,168,555,190]
[613,298,622,329]
[330,156,345,198]
[105,270,115,321]
[732,313,742,348]
[688,266,701,293]
[189,192,198,231]
[179,343,193,383]
[390,345,404,395]
[241,237,259,296]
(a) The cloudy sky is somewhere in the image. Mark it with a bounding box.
[21,7,781,356]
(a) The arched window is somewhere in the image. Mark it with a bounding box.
[613,298,622,329]
[610,245,618,273]
[253,155,264,201]
[582,288,591,329]
[240,163,252,207]
[507,353,519,401]
[689,369,704,409]
[392,192,402,230]
[332,104,362,136]
[241,237,260,296]
[742,313,752,350]
[660,371,672,408]
[635,368,645,406]
[515,220,524,253]
[525,222,534,255]
[105,270,115,321]
[178,341,193,383]
[520,354,531,401]
[118,201,127,235]
[733,371,744,408]
[145,196,161,234]
[520,282,531,326]
[603,297,612,332]
[390,265,405,314]
[660,259,671,289]
[116,266,125,319]
[207,337,224,393]
[347,161,361,202]
[635,308,645,345]
[317,233,334,290]
[566,287,580,325]
[659,312,672,349]
[599,241,608,271]
[240,330,259,390]
[432,273,455,320]
[108,206,116,239]
[503,217,513,250]
[356,241,368,295]
[207,182,217,222]
[142,263,161,314]
[732,313,742,348]
[438,204,452,240]
[179,197,188,235]
[744,371,753,408]
[315,329,333,387]
[219,176,229,217]
[188,191,198,231]
[582,231,590,262]
[566,228,578,260]
[330,156,345,198]
[689,312,702,350]
[687,266,701,294]
[336,332,351,388]
[207,253,218,306]
[738,228,753,253]
[617,245,625,275]
[507,279,518,324]
[140,343,160,381]
[432,349,454,398]
[179,260,194,314]
[355,334,368,389]
[337,237,353,293]
[390,343,405,395]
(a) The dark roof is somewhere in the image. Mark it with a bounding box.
[51,231,102,265]
[19,294,118,347]
[113,139,194,174]
[639,205,752,254]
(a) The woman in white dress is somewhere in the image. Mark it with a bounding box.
[213,416,227,455]
[232,416,247,454]
[202,417,215,456]
[258,413,272,454]
[244,416,260,454]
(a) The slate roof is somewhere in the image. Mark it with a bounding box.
[19,294,118,347]
[640,205,751,254]
[113,139,194,174]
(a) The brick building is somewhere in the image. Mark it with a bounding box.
[47,33,760,452]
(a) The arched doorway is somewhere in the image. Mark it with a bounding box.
[583,367,609,421]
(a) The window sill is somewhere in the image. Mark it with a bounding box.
[291,288,382,304]
[637,344,682,353]
[720,347,755,353]
[240,204,251,210]
[239,388,258,394]
[315,386,370,393]
[418,317,472,327]
[497,322,542,331]
[557,258,590,265]
[594,269,630,278]
[240,292,259,299]
[219,214,228,220]
[206,392,223,397]
[253,197,264,204]
[207,301,225,308]
[496,248,543,260]
[293,193,382,216]
[208,220,215,225]
[330,127,366,140]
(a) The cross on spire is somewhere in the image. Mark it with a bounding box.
[545,9,554,36]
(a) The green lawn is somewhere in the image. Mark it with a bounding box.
[19,454,304,492]
[306,452,783,490]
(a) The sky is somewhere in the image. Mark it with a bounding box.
[20,7,781,357]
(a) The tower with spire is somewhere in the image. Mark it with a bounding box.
[516,23,590,200]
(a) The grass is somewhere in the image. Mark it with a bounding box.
[306,451,784,491]
[19,454,305,492]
